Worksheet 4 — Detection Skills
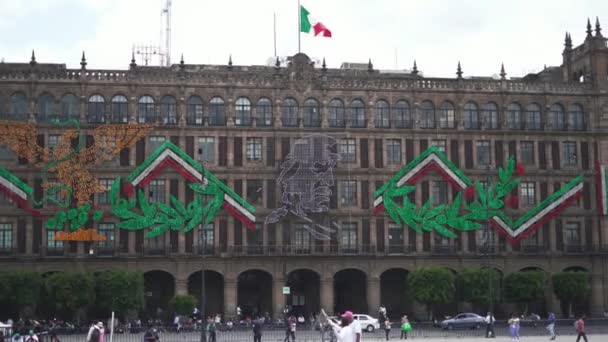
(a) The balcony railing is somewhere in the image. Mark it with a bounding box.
[392,119,413,129]
[329,119,346,128]
[520,244,547,255]
[255,117,273,127]
[432,244,458,255]
[475,245,500,255]
[349,119,367,128]
[386,244,414,254]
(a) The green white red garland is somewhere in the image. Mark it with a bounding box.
[0,167,39,215]
[596,160,608,216]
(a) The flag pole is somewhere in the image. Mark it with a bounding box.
[297,0,301,53]
[274,13,277,57]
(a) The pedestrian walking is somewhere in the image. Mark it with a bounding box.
[87,322,104,342]
[508,314,520,342]
[252,319,263,342]
[485,312,496,338]
[383,319,391,341]
[575,315,588,342]
[400,316,411,340]
[547,312,556,340]
[323,310,361,342]
[207,317,217,342]
[283,315,296,342]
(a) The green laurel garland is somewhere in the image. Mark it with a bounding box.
[383,158,520,238]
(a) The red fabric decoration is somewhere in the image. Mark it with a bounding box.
[506,196,519,209]
[123,182,135,197]
[464,186,475,200]
[372,203,385,216]
[515,163,525,177]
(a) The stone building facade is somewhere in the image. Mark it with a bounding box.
[0,21,608,320]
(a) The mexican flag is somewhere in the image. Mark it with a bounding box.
[300,5,332,37]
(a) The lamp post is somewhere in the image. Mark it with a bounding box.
[200,162,207,342]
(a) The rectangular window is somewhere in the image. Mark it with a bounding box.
[149,136,166,152]
[246,180,263,205]
[149,179,165,203]
[476,224,496,249]
[0,223,11,250]
[386,139,402,164]
[431,181,448,205]
[0,146,14,160]
[520,182,536,206]
[98,179,114,204]
[338,138,356,163]
[520,141,535,165]
[563,142,577,166]
[97,223,115,248]
[0,191,14,207]
[564,222,580,245]
[200,223,214,254]
[46,230,63,249]
[197,137,215,163]
[340,180,357,206]
[388,223,404,252]
[293,223,311,248]
[340,222,358,251]
[246,138,263,161]
[431,139,447,154]
[48,135,62,150]
[476,141,491,166]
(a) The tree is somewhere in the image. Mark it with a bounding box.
[46,272,95,324]
[552,271,589,318]
[504,271,545,315]
[9,271,42,319]
[407,267,455,320]
[170,295,197,316]
[95,271,144,321]
[458,268,502,310]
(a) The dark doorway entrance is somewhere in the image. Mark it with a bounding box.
[188,270,224,317]
[334,269,367,314]
[380,268,409,319]
[144,270,175,321]
[237,269,273,318]
[286,269,320,318]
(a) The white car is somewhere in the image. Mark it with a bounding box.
[353,314,380,332]
[0,321,12,335]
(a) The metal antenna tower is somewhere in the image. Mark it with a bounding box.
[160,0,172,66]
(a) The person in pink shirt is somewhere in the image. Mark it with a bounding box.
[575,315,588,342]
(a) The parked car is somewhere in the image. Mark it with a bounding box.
[0,321,12,335]
[440,313,486,330]
[353,314,380,332]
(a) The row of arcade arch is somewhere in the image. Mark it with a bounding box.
[143,265,591,320]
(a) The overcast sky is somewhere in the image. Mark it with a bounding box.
[1,0,606,77]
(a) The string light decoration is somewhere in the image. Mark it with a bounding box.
[53,229,107,241]
[374,146,584,245]
[0,119,154,240]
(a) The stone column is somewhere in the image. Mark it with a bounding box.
[178,179,186,254]
[590,257,607,316]
[273,276,286,319]
[224,278,238,318]
[545,276,561,316]
[367,275,380,314]
[320,278,335,315]
[25,218,33,255]
[175,279,188,295]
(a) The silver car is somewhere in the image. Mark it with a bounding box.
[441,313,486,330]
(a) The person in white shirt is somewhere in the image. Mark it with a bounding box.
[324,310,361,342]
[485,312,495,338]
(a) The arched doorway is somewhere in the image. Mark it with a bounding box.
[286,269,320,318]
[518,267,547,316]
[380,268,409,319]
[334,269,367,314]
[188,270,224,318]
[144,270,175,321]
[237,269,273,318]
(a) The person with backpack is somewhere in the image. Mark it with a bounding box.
[400,316,411,340]
[575,315,588,342]
[547,312,556,340]
[206,317,217,342]
[485,312,496,338]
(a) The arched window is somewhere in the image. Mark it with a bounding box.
[87,94,106,124]
[10,92,27,120]
[281,97,298,127]
[329,99,345,127]
[209,97,225,126]
[38,93,55,122]
[568,104,585,131]
[374,100,390,128]
[349,99,366,128]
[393,100,412,128]
[549,103,565,130]
[303,98,320,127]
[138,95,156,123]
[61,94,79,121]
[256,98,273,127]
[438,101,455,128]
[482,102,499,129]
[234,97,252,126]
[160,95,177,125]
[419,100,435,128]
[525,103,542,130]
[463,101,479,129]
[186,96,204,125]
[111,95,128,123]
[507,103,522,130]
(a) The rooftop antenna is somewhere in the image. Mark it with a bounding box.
[133,43,162,66]
[160,0,172,66]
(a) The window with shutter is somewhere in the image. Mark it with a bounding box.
[376,218,384,253]
[266,137,275,167]
[361,180,369,209]
[495,141,504,168]
[538,142,546,169]
[136,139,145,165]
[218,137,227,166]
[266,181,276,208]
[464,140,473,169]
[551,141,560,170]
[406,139,414,163]
[450,140,459,167]
[374,139,383,168]
[581,141,589,170]
[360,138,369,168]
[281,137,290,161]
[234,137,243,166]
